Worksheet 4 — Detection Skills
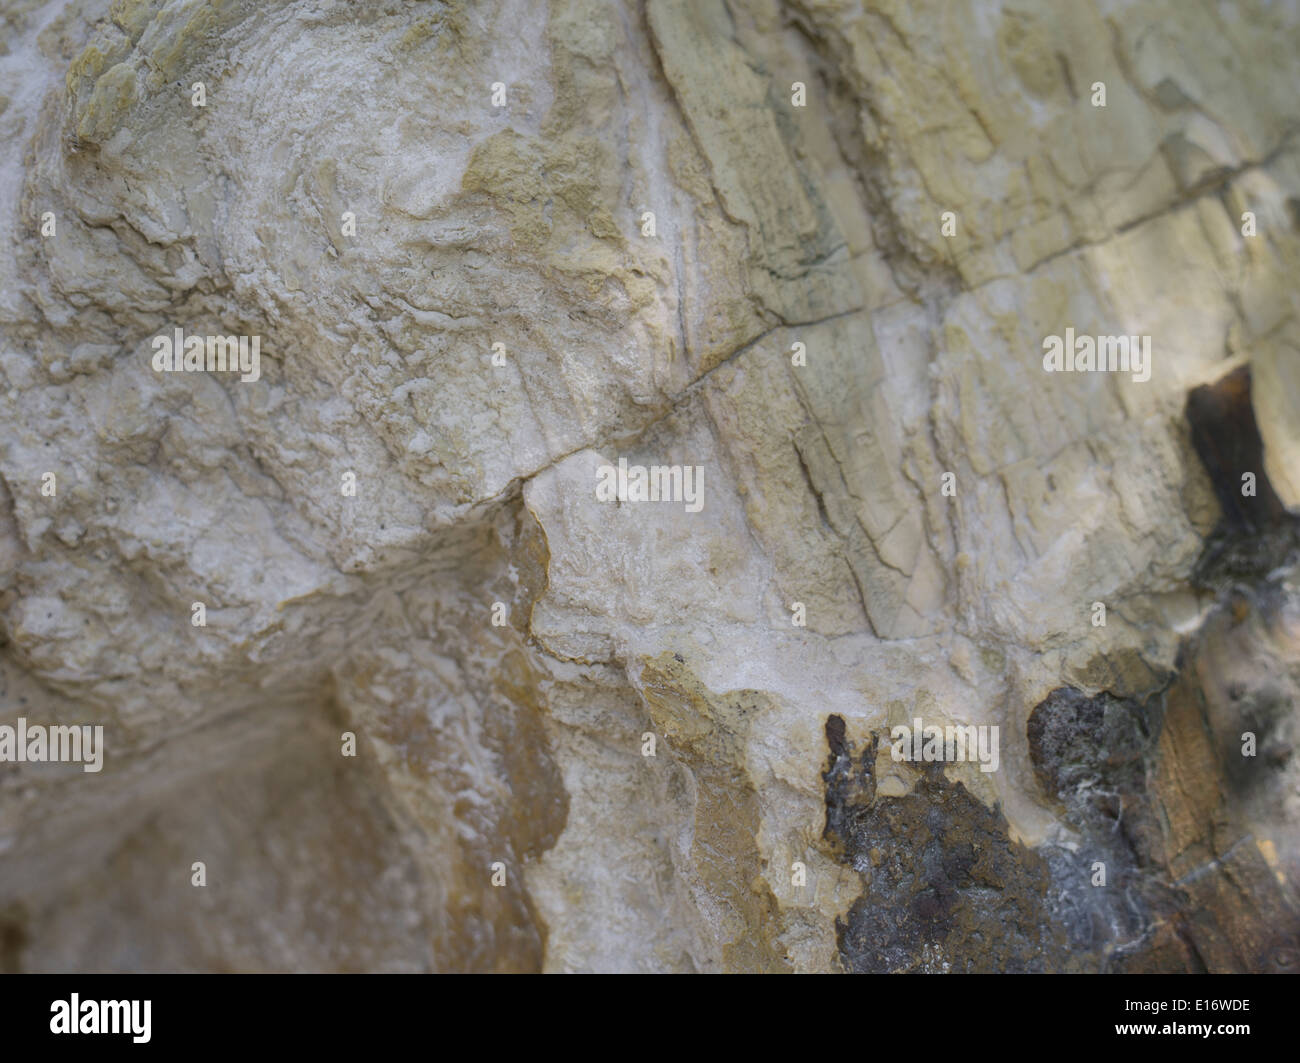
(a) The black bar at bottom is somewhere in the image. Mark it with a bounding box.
[0,972,1288,1051]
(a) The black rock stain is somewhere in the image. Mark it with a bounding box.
[821,716,1069,973]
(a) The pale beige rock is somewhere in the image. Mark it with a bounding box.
[0,0,1297,972]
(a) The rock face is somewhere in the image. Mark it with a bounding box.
[1,0,1298,973]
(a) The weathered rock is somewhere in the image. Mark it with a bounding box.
[0,0,1298,971]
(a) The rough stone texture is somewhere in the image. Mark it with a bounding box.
[825,717,1069,974]
[0,0,1298,971]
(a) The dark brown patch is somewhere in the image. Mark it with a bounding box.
[1186,366,1286,531]
[823,722,1069,973]
[0,908,26,973]
[1186,366,1299,586]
